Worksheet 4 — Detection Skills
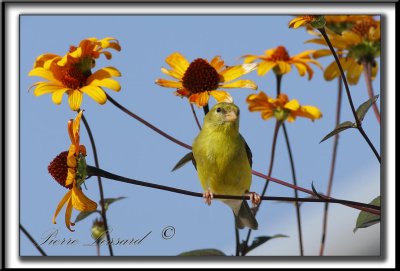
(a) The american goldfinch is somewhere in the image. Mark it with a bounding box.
[173,102,259,230]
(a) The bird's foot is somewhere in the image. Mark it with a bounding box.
[247,192,261,208]
[203,189,214,206]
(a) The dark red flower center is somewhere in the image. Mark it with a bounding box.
[352,19,378,38]
[61,66,90,89]
[182,58,220,94]
[270,46,290,62]
[48,151,73,189]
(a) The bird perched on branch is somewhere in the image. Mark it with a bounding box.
[173,102,259,230]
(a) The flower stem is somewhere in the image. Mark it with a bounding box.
[276,74,282,95]
[86,165,380,211]
[20,224,47,256]
[242,120,281,255]
[190,103,202,130]
[203,103,209,115]
[282,123,304,256]
[320,76,343,256]
[318,27,380,163]
[362,60,381,124]
[106,94,192,150]
[81,115,114,257]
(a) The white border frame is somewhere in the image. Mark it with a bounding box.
[5,2,396,268]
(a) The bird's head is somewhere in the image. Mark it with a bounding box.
[203,102,240,132]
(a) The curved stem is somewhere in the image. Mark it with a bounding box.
[318,27,380,163]
[190,103,202,130]
[362,61,381,124]
[282,123,304,256]
[320,76,343,256]
[81,115,114,256]
[106,94,192,150]
[20,224,47,256]
[242,121,281,255]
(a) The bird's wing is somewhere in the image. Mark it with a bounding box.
[240,133,253,168]
[171,152,197,171]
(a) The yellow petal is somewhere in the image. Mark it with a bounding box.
[189,92,210,107]
[342,31,362,45]
[28,67,56,81]
[293,63,307,77]
[261,110,274,120]
[65,198,75,232]
[71,185,98,212]
[51,88,68,105]
[347,61,363,85]
[277,61,291,74]
[52,190,72,224]
[292,50,315,59]
[73,110,83,138]
[284,99,300,111]
[80,86,107,105]
[65,168,76,187]
[210,56,225,71]
[324,61,340,81]
[88,67,121,81]
[161,67,183,80]
[33,83,64,96]
[68,90,83,111]
[155,78,183,88]
[165,52,190,77]
[294,105,322,120]
[220,63,257,82]
[371,63,378,80]
[313,49,332,59]
[89,78,121,91]
[220,79,257,90]
[242,55,259,64]
[257,61,276,76]
[210,91,233,103]
[67,145,77,167]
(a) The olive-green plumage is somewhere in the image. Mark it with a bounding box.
[191,102,258,230]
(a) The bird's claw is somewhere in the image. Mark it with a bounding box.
[247,192,261,208]
[203,190,214,206]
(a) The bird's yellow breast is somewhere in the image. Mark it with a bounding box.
[192,129,252,196]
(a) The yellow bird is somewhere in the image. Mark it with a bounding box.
[173,102,259,230]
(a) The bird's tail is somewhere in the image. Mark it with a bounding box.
[226,200,258,230]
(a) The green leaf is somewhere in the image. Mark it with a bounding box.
[320,121,355,143]
[356,95,379,122]
[171,152,195,171]
[74,210,99,223]
[354,196,380,233]
[242,234,288,254]
[178,249,226,256]
[101,196,127,211]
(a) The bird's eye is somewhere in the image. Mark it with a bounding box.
[216,107,222,113]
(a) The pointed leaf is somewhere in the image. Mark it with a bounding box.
[320,121,355,143]
[74,210,99,223]
[178,249,226,256]
[101,196,126,211]
[242,234,288,253]
[354,196,380,233]
[356,95,379,122]
[172,152,195,171]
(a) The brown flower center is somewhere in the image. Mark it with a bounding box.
[61,65,89,89]
[182,58,220,94]
[351,19,378,38]
[270,46,290,61]
[48,151,73,189]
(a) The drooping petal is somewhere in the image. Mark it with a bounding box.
[155,78,183,88]
[220,79,258,90]
[165,52,190,77]
[51,88,69,105]
[210,90,233,103]
[219,63,257,82]
[277,61,292,74]
[68,90,83,111]
[347,60,363,85]
[65,168,76,188]
[71,185,97,212]
[65,198,75,232]
[67,144,77,167]
[324,61,341,81]
[257,61,276,76]
[261,110,274,120]
[52,190,72,224]
[80,85,107,105]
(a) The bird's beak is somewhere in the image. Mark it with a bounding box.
[225,111,237,122]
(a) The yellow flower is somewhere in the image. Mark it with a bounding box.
[309,17,380,85]
[48,111,97,231]
[29,37,121,111]
[155,52,258,107]
[289,15,326,29]
[246,91,322,122]
[243,46,322,80]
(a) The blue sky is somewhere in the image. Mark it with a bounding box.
[20,15,380,256]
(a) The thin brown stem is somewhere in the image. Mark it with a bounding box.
[282,123,304,256]
[362,61,381,124]
[190,103,202,130]
[318,27,380,163]
[81,115,114,256]
[320,76,343,256]
[20,224,47,256]
[242,121,281,255]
